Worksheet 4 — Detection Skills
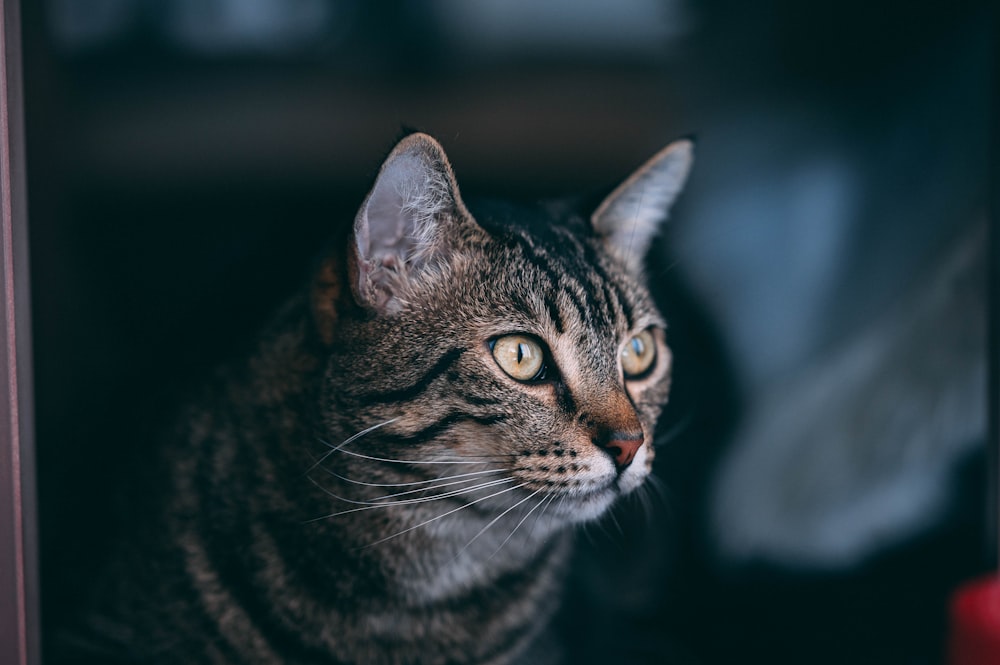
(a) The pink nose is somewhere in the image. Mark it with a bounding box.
[600,432,643,470]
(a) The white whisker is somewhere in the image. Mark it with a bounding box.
[317,466,506,489]
[364,473,509,502]
[580,516,600,546]
[306,476,517,517]
[325,446,508,466]
[453,487,544,561]
[634,481,656,529]
[488,490,551,561]
[526,493,558,544]
[653,415,692,448]
[361,482,529,549]
[607,507,624,539]
[644,472,675,518]
[655,221,744,279]
[306,419,400,473]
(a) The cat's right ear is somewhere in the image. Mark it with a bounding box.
[349,133,470,315]
[591,139,693,274]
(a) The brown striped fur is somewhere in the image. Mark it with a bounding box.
[63,133,693,665]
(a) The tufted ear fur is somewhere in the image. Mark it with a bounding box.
[350,133,470,314]
[591,139,693,274]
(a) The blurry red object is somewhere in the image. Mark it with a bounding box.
[950,575,1000,665]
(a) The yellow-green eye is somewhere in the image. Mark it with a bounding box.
[492,335,546,382]
[621,330,656,378]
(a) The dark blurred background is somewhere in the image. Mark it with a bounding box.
[24,1,994,664]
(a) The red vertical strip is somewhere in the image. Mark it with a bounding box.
[0,0,37,664]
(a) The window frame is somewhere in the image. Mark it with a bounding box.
[0,0,38,664]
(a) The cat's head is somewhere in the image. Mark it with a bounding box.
[313,133,692,527]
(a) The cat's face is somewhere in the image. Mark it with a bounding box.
[315,133,691,534]
[458,222,672,521]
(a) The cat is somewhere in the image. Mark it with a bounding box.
[58,132,693,665]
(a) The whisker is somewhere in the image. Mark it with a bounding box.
[306,419,400,474]
[526,493,558,544]
[316,466,506,489]
[453,487,544,561]
[633,480,657,529]
[653,415,692,448]
[364,473,510,503]
[488,490,551,561]
[361,482,529,549]
[644,473,675,514]
[324,446,512,466]
[306,476,516,515]
[580,517,599,547]
[607,507,624,539]
[654,220,746,279]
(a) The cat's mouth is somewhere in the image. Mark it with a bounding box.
[506,438,651,523]
[538,466,650,523]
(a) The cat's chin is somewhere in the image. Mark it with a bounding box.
[548,478,641,523]
[550,469,651,524]
[546,488,617,523]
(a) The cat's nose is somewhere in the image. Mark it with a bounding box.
[598,431,644,470]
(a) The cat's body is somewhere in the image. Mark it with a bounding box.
[61,134,692,665]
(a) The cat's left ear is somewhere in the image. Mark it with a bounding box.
[350,132,472,314]
[591,139,693,273]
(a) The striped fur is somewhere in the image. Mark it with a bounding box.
[64,134,691,665]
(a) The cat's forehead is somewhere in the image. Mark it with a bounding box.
[466,198,601,271]
[467,197,592,249]
[460,198,662,339]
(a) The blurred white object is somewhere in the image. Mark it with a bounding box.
[711,221,986,567]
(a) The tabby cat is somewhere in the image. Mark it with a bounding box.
[64,133,693,664]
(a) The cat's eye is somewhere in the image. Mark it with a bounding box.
[491,335,547,382]
[621,330,656,379]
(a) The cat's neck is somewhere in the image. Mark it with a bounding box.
[312,479,574,604]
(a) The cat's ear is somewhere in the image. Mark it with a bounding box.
[350,133,469,314]
[591,139,693,273]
